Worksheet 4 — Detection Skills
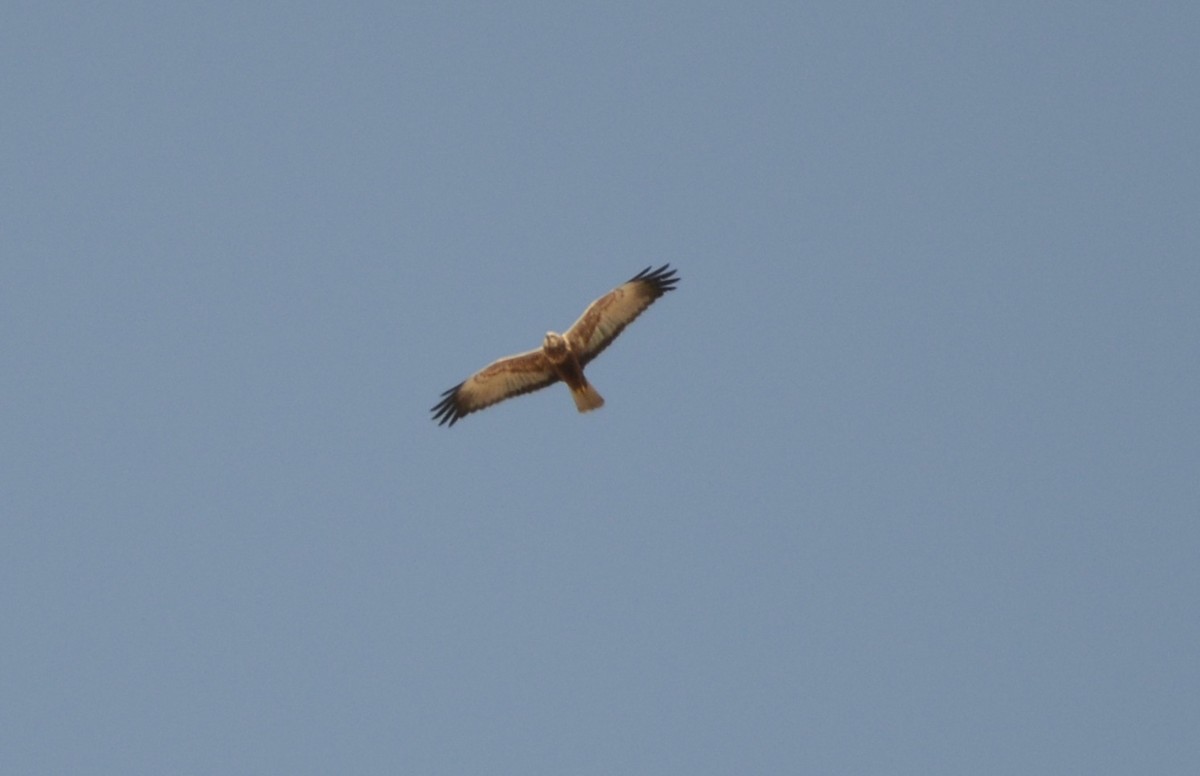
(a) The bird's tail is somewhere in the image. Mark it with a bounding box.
[571,382,605,413]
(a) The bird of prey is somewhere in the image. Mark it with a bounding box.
[432,264,679,426]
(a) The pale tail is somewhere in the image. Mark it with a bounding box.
[571,383,605,413]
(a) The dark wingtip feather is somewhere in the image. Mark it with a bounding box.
[431,381,466,427]
[630,263,679,295]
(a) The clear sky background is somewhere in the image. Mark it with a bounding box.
[4,3,1198,774]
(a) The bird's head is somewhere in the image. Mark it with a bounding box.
[543,331,567,358]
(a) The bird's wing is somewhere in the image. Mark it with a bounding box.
[564,264,679,366]
[431,349,558,426]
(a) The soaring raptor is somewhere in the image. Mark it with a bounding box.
[432,264,679,426]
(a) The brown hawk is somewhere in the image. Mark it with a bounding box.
[432,265,679,426]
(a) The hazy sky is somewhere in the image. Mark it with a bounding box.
[4,3,1198,773]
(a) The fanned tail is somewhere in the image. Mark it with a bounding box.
[571,382,605,413]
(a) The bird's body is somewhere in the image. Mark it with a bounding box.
[541,331,605,412]
[431,264,679,426]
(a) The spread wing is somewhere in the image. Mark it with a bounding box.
[431,349,558,426]
[564,264,679,366]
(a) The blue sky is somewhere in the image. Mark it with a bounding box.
[4,3,1198,773]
